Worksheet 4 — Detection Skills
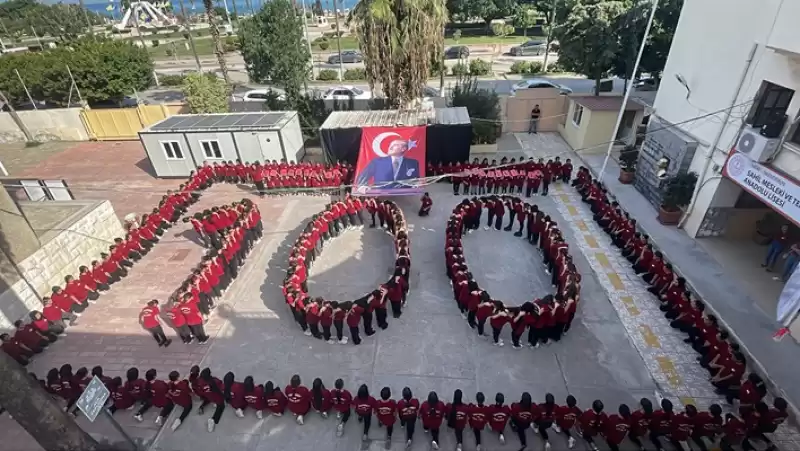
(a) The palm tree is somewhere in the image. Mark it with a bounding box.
[203,0,231,85]
[347,0,447,109]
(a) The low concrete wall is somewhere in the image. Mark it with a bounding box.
[0,200,123,331]
[0,108,90,143]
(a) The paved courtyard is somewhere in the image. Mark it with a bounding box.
[2,138,799,451]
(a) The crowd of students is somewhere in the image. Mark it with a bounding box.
[1,180,202,366]
[282,197,411,345]
[427,156,574,197]
[138,199,264,347]
[196,160,353,194]
[16,364,787,451]
[445,195,581,348]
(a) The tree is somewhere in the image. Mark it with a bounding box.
[182,73,230,113]
[491,22,514,38]
[447,0,517,29]
[513,5,538,37]
[347,0,447,108]
[554,0,626,95]
[239,0,310,101]
[204,0,230,85]
[610,1,648,88]
[0,38,153,107]
[450,76,501,144]
[0,0,104,40]
[639,0,682,81]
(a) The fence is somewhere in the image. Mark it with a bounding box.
[80,104,177,141]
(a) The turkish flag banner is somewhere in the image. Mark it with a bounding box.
[354,126,427,196]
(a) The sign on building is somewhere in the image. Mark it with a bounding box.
[75,376,110,423]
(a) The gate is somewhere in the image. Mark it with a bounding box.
[81,105,172,141]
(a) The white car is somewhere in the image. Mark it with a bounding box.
[232,89,286,102]
[510,78,573,96]
[321,86,372,101]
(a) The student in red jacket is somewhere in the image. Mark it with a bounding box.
[579,400,606,451]
[134,369,169,424]
[419,192,433,216]
[601,404,631,451]
[285,375,311,424]
[488,392,511,445]
[511,392,537,449]
[687,403,722,451]
[375,387,397,448]
[109,376,136,414]
[720,413,746,451]
[223,372,247,418]
[397,387,420,447]
[197,368,225,432]
[140,300,171,347]
[241,376,266,419]
[346,302,363,345]
[420,391,445,450]
[468,392,489,449]
[628,398,653,450]
[264,381,287,417]
[332,378,353,436]
[537,394,559,449]
[352,384,376,441]
[446,389,469,451]
[310,378,332,419]
[166,370,193,431]
[649,398,676,451]
[124,367,148,408]
[554,395,581,449]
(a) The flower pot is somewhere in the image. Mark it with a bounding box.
[658,206,683,225]
[618,169,635,184]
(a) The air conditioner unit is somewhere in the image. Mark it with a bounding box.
[736,129,780,162]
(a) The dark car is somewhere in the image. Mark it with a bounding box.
[327,50,364,64]
[510,40,547,56]
[444,45,470,59]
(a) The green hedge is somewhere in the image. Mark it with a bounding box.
[509,61,543,75]
[317,69,339,81]
[343,68,367,80]
[469,59,491,76]
[451,62,469,76]
[159,74,185,87]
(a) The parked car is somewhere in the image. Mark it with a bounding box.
[321,86,372,100]
[444,45,470,59]
[510,78,572,96]
[633,77,658,91]
[510,40,548,56]
[327,50,364,64]
[232,89,286,102]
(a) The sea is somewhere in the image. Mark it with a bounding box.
[80,0,359,18]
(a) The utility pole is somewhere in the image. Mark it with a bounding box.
[0,90,33,142]
[178,0,203,72]
[330,0,344,81]
[0,352,101,451]
[542,0,557,71]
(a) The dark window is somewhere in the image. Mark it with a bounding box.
[749,81,794,127]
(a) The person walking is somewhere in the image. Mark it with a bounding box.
[139,300,171,348]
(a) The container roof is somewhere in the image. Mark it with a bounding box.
[142,111,296,133]
[570,95,646,112]
[320,107,471,129]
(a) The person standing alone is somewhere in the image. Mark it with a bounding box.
[529,104,541,134]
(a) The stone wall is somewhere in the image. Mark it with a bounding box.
[0,108,90,143]
[0,200,123,331]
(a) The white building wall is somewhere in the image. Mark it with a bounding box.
[653,0,800,236]
[0,201,123,332]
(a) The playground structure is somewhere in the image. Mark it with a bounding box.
[113,1,176,30]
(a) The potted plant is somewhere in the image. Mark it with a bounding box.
[658,172,698,225]
[618,145,639,184]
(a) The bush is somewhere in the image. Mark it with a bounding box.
[469,59,491,76]
[318,40,330,51]
[429,59,446,77]
[451,62,469,76]
[547,60,565,73]
[343,68,366,80]
[452,29,462,41]
[160,74,185,87]
[317,69,339,81]
[509,61,529,74]
[223,43,237,52]
[323,31,344,38]
[165,48,174,57]
[151,39,160,47]
[528,61,543,74]
[225,35,239,49]
[450,77,501,145]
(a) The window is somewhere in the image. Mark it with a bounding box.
[161,141,183,160]
[572,104,584,126]
[200,140,222,159]
[749,81,794,128]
